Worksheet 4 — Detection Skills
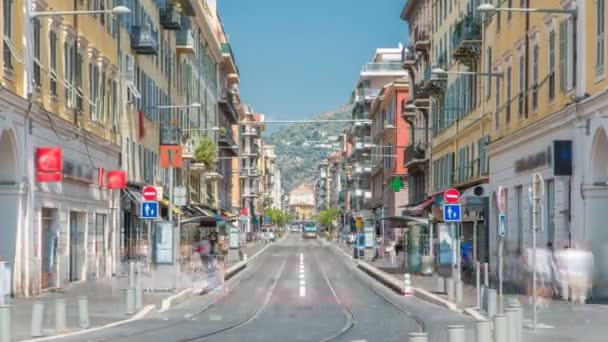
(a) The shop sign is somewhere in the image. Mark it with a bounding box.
[514,146,552,173]
[36,147,63,182]
[63,160,95,184]
[107,170,127,189]
[160,126,181,145]
[154,221,174,264]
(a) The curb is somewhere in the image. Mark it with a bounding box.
[463,307,487,321]
[159,288,195,313]
[18,305,156,342]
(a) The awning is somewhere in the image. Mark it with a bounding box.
[381,215,430,225]
[400,198,434,216]
[220,209,237,219]
[160,199,185,216]
[192,205,216,217]
[179,215,218,225]
[122,187,143,205]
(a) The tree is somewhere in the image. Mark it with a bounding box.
[264,208,289,227]
[318,208,339,233]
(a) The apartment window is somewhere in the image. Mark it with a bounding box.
[560,20,575,92]
[75,52,84,111]
[89,62,99,120]
[49,31,58,96]
[99,71,106,124]
[495,70,501,130]
[486,47,492,98]
[596,0,605,77]
[507,0,512,20]
[545,179,555,243]
[64,42,75,109]
[516,185,523,253]
[470,142,475,177]
[548,29,556,101]
[518,54,525,117]
[110,80,118,131]
[532,44,539,110]
[3,0,14,70]
[506,66,512,125]
[33,18,41,88]
[478,136,488,175]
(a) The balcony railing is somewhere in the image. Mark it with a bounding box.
[361,62,404,73]
[241,125,259,136]
[181,131,206,160]
[221,43,239,74]
[413,84,430,102]
[218,127,237,152]
[452,16,482,65]
[404,146,427,167]
[176,28,195,54]
[160,4,181,30]
[240,167,260,178]
[402,47,416,66]
[130,26,158,55]
[356,88,381,103]
[413,25,431,51]
[354,137,374,150]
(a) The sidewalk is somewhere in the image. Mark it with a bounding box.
[7,240,267,341]
[335,241,608,342]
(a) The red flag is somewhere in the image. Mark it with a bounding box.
[138,110,146,141]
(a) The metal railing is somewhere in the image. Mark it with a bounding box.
[452,16,482,50]
[361,62,404,73]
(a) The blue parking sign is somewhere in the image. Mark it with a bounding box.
[140,201,159,219]
[443,204,461,222]
[265,216,271,224]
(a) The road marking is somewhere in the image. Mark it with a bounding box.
[299,253,306,297]
[299,273,305,279]
[209,314,222,321]
[300,287,306,297]
[300,279,306,286]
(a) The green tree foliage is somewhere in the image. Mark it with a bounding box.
[194,135,218,167]
[318,208,339,232]
[264,208,289,227]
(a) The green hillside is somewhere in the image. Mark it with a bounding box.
[264,103,353,192]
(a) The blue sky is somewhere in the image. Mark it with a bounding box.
[218,0,408,122]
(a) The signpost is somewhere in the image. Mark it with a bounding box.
[173,186,187,207]
[531,173,545,331]
[140,201,159,219]
[265,216,271,224]
[443,188,462,304]
[443,204,462,222]
[497,186,507,313]
[142,186,157,202]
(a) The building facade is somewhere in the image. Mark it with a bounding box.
[289,183,315,222]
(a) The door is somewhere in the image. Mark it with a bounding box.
[69,212,86,282]
[41,208,57,289]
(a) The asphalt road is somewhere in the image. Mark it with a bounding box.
[58,234,474,342]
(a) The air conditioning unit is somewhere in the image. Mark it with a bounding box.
[460,184,489,198]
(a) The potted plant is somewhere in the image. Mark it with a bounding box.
[194,135,218,167]
[218,127,227,136]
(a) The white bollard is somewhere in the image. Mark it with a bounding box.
[505,307,518,342]
[55,299,67,332]
[129,261,135,288]
[475,262,481,308]
[408,332,428,342]
[446,278,455,302]
[437,276,445,293]
[403,273,413,296]
[483,262,489,287]
[447,325,465,342]
[30,301,45,337]
[494,314,507,342]
[476,319,492,342]
[78,297,90,328]
[487,289,497,317]
[126,288,135,315]
[243,253,248,262]
[0,305,11,342]
[512,304,523,342]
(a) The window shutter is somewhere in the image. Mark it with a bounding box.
[559,21,567,92]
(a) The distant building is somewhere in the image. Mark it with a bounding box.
[289,184,315,221]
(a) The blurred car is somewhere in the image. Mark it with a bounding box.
[262,228,275,242]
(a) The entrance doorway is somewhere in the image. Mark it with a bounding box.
[69,212,86,282]
[41,208,58,289]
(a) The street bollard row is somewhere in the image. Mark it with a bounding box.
[126,261,144,316]
[28,297,90,338]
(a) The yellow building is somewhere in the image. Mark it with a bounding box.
[289,183,315,222]
[481,1,608,298]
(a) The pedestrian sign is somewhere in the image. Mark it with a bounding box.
[443,204,461,222]
[140,201,159,219]
[498,213,506,237]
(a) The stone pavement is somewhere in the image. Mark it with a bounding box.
[7,241,266,341]
[336,241,608,342]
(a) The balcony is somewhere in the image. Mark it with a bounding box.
[401,47,416,69]
[355,88,381,103]
[181,131,204,161]
[130,26,158,55]
[219,89,238,123]
[352,164,373,176]
[242,191,260,198]
[239,167,261,178]
[422,65,446,96]
[402,100,416,121]
[242,144,260,157]
[354,189,372,199]
[160,4,181,30]
[404,146,427,168]
[241,125,259,136]
[452,16,482,66]
[218,128,238,156]
[360,62,405,76]
[413,83,430,105]
[413,25,431,52]
[354,137,374,151]
[176,28,195,54]
[221,43,239,83]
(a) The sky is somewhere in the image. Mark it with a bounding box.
[218,0,408,123]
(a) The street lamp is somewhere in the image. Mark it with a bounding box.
[31,5,131,17]
[477,3,577,16]
[145,103,202,110]
[180,126,219,132]
[432,67,503,78]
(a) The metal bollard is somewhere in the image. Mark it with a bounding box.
[455,280,463,304]
[476,319,492,342]
[475,262,481,308]
[447,325,465,342]
[30,301,45,337]
[487,289,497,317]
[0,305,11,342]
[494,314,507,342]
[447,278,455,302]
[505,307,518,342]
[126,288,135,315]
[437,276,445,293]
[512,304,523,342]
[55,299,67,332]
[78,297,90,329]
[483,262,489,287]
[129,261,135,288]
[408,332,428,342]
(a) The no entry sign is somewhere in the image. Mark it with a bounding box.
[443,188,460,204]
[142,186,158,201]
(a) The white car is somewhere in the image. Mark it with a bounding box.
[262,228,275,242]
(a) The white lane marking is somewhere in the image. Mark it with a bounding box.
[299,273,305,279]
[300,287,306,297]
[300,279,306,286]
[300,253,306,297]
[208,314,222,321]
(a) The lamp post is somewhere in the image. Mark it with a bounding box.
[477,3,577,16]
[30,5,131,17]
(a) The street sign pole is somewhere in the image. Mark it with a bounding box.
[531,173,544,331]
[497,186,506,314]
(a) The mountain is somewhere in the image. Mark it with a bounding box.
[264,103,353,192]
